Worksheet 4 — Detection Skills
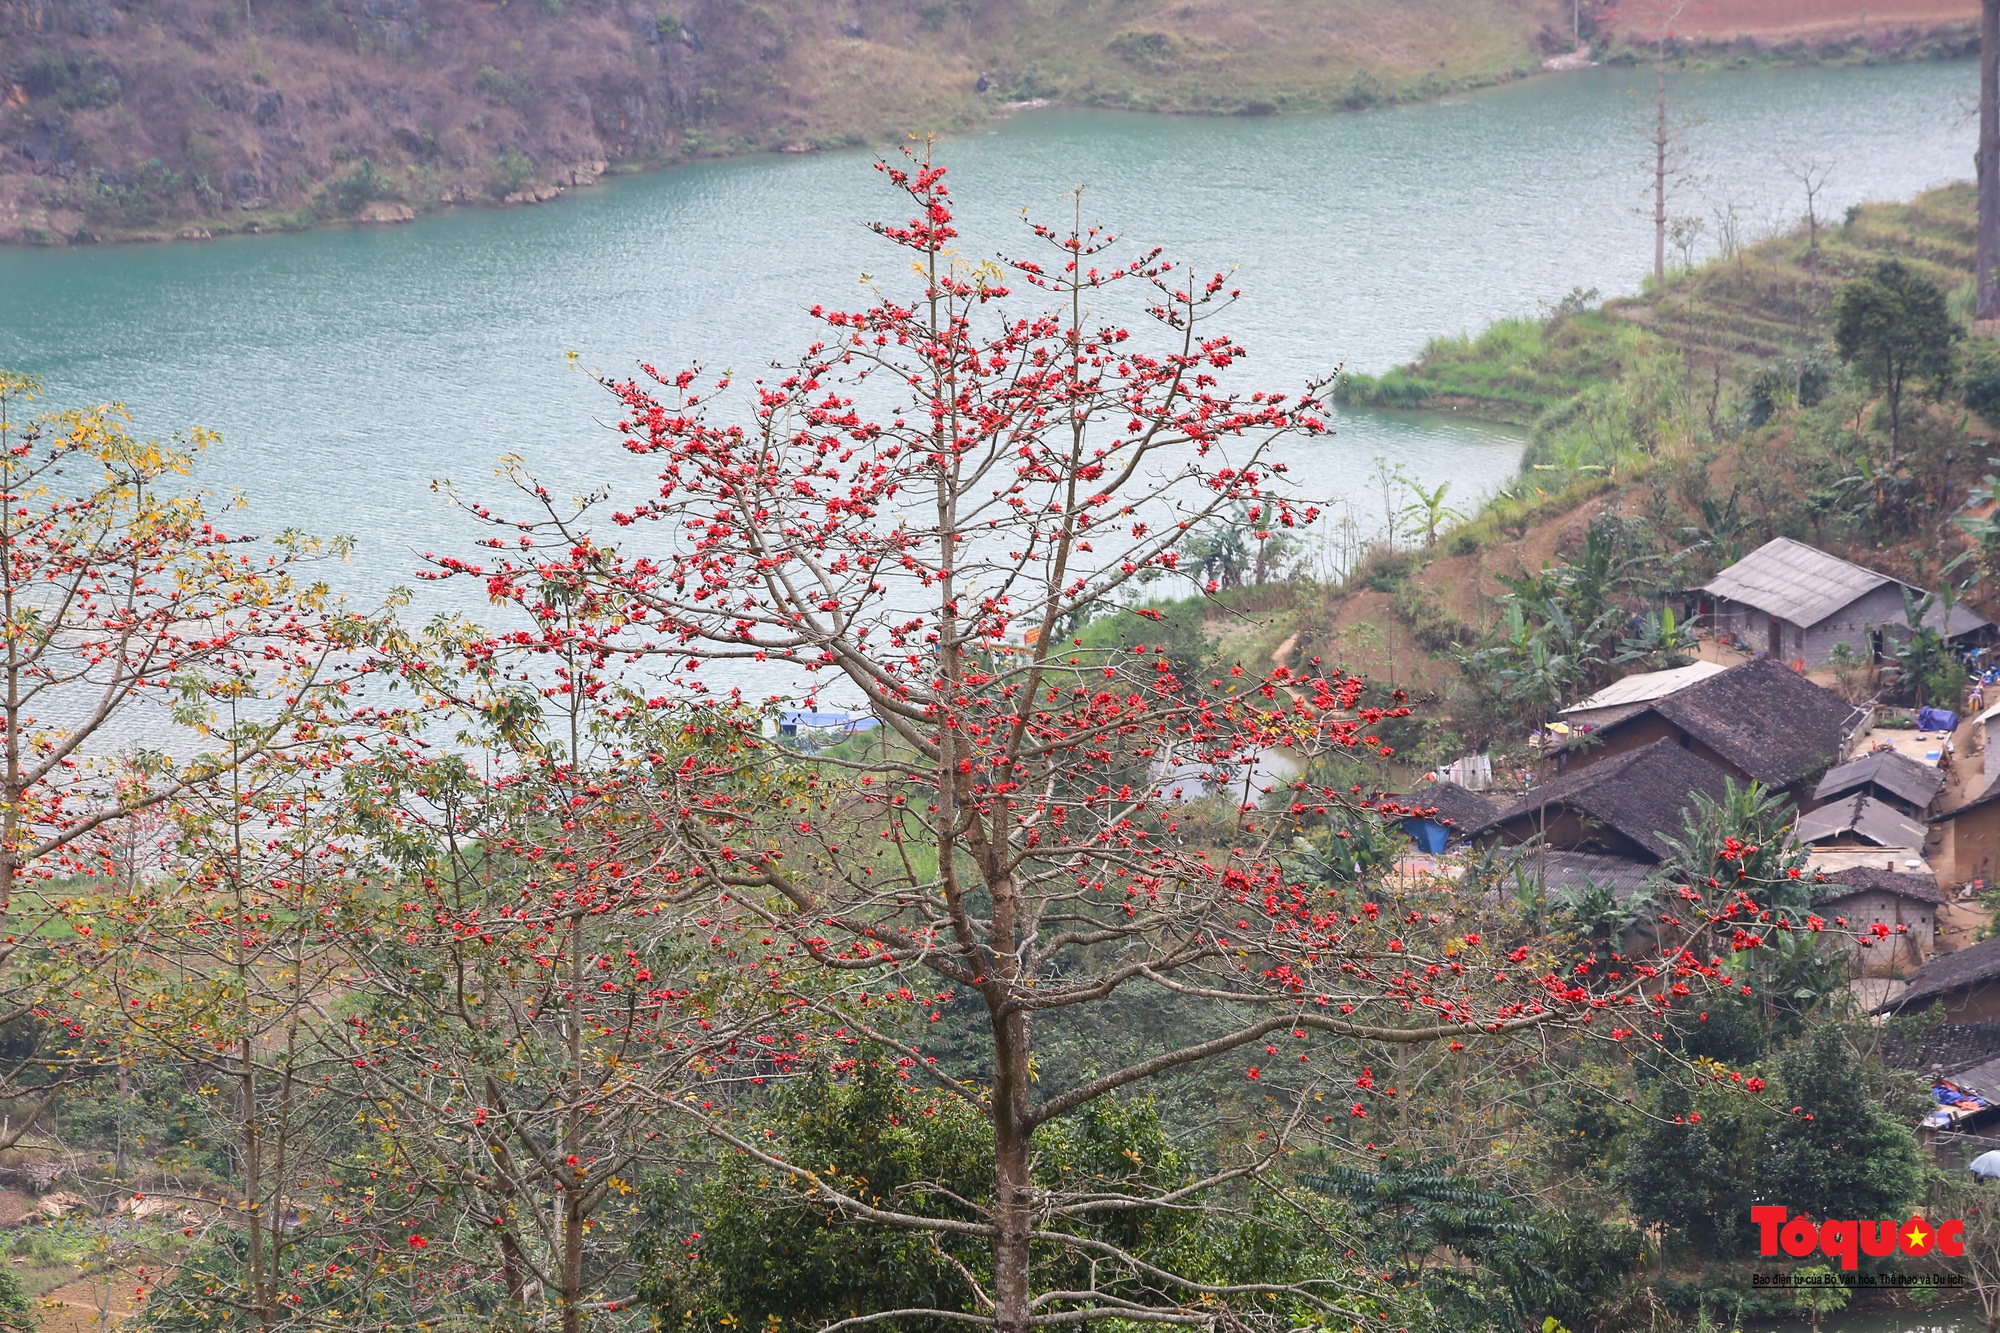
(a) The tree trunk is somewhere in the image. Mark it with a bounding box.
[1980,0,2000,320]
[990,1013,1034,1333]
[561,1197,584,1333]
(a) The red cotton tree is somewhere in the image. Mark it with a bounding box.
[433,153,1775,1331]
[0,371,381,1142]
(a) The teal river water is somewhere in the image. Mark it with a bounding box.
[0,60,1978,619]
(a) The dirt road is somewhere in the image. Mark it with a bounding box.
[1613,0,1978,40]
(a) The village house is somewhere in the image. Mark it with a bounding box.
[1810,867,1943,977]
[1697,536,1992,667]
[1931,778,2000,890]
[1812,749,1945,819]
[1470,738,1734,862]
[1561,657,1865,807]
[1558,660,1726,731]
[1881,935,2000,1023]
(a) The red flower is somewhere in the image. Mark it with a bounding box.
[408,1235,427,1249]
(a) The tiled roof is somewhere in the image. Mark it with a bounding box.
[1475,739,1735,861]
[1648,658,1864,788]
[1811,866,1945,907]
[1814,750,1945,811]
[1884,936,2000,1013]
[1797,793,1930,849]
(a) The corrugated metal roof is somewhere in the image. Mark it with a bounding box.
[1560,660,1726,715]
[1797,793,1929,849]
[1702,537,1893,627]
[1703,536,1997,637]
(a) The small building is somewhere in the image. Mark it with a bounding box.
[1698,536,1992,667]
[1392,781,1496,855]
[1811,867,1943,976]
[1796,793,1931,851]
[1880,936,2000,1023]
[1471,738,1734,861]
[1971,703,2000,787]
[1812,749,1945,818]
[1931,776,2000,890]
[1559,660,1726,731]
[1563,657,1865,806]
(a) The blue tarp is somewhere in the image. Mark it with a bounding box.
[1917,706,1959,733]
[1401,817,1450,855]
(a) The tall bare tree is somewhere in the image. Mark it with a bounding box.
[1980,0,1999,320]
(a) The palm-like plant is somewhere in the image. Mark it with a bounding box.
[1399,478,1468,549]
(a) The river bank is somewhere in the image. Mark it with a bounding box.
[0,0,1978,247]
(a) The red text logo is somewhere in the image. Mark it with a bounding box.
[1752,1206,1963,1271]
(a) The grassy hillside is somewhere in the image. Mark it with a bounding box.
[1302,181,1989,750]
[0,0,1977,244]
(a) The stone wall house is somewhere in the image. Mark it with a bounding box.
[1697,537,1992,667]
[1811,868,1943,977]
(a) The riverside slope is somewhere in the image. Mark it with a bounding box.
[0,0,1978,245]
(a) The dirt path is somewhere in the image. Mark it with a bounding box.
[1616,0,1978,39]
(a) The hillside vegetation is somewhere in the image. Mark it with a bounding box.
[0,0,1978,244]
[1303,181,1990,755]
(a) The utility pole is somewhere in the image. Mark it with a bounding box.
[1654,62,1669,282]
[1979,0,1999,320]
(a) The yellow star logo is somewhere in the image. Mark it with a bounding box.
[1906,1220,1931,1252]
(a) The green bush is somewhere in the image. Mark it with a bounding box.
[471,65,538,110]
[1963,341,2000,421]
[322,157,390,216]
[490,148,535,196]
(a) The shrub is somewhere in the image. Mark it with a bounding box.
[471,65,537,110]
[490,148,534,196]
[1964,342,2000,421]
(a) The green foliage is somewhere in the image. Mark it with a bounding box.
[1074,595,1214,689]
[1891,586,1964,706]
[491,148,535,196]
[1617,1077,1773,1258]
[22,52,121,108]
[637,1063,1354,1332]
[472,65,538,109]
[1964,341,2000,420]
[635,1064,992,1330]
[1302,1157,1643,1330]
[1833,258,1961,449]
[1177,500,1301,590]
[1758,1025,1922,1227]
[1789,1264,1850,1329]
[130,1228,361,1332]
[322,157,391,216]
[0,1264,31,1333]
